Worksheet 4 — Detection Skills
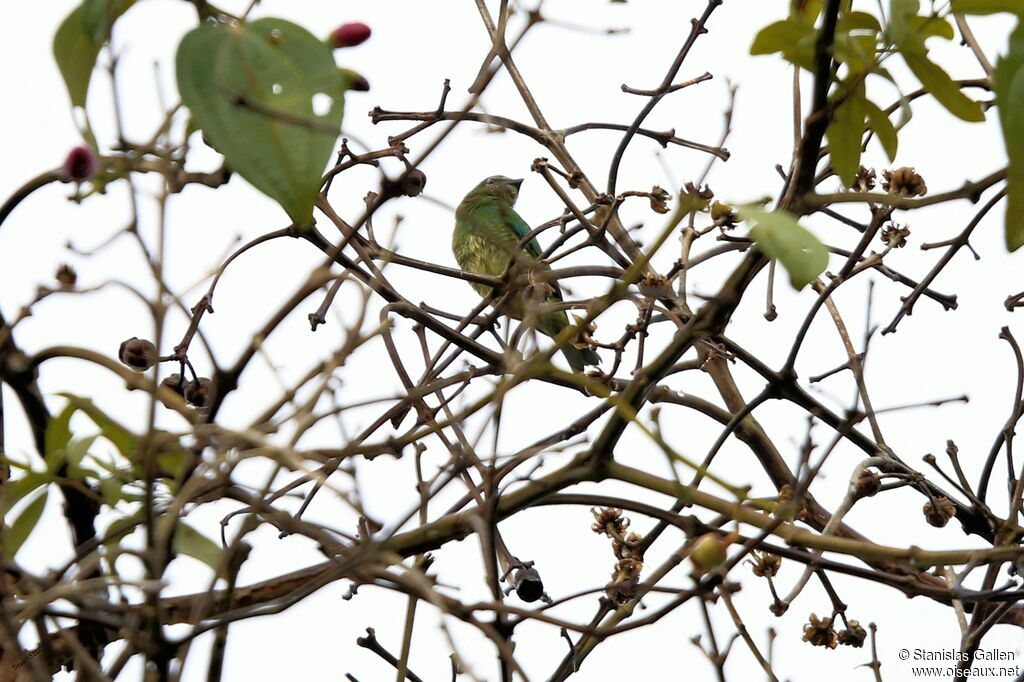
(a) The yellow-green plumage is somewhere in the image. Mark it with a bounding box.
[452,176,600,372]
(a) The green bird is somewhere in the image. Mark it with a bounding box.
[453,175,600,372]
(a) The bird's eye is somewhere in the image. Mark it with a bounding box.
[486,178,495,185]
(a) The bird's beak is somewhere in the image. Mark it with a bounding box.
[510,178,524,190]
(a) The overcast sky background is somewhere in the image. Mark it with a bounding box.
[2,1,1023,680]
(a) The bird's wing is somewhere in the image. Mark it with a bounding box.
[498,202,544,260]
[496,202,567,303]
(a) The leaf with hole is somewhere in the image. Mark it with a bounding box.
[176,18,348,226]
[741,206,828,290]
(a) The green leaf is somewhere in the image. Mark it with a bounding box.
[865,100,899,160]
[826,84,868,187]
[996,22,1024,250]
[81,0,135,43]
[909,15,954,41]
[53,0,134,108]
[66,435,100,480]
[0,472,52,516]
[176,18,347,226]
[3,489,49,558]
[156,447,190,483]
[836,31,879,73]
[950,0,1024,15]
[750,19,815,70]
[839,11,882,33]
[173,522,224,573]
[751,20,802,54]
[791,0,823,24]
[887,0,921,44]
[45,403,77,471]
[58,393,137,458]
[903,52,985,122]
[740,206,829,290]
[100,476,124,506]
[53,7,102,108]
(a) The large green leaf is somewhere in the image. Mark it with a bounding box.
[996,22,1024,250]
[741,206,829,290]
[826,83,867,187]
[3,489,49,558]
[888,0,985,123]
[750,19,815,70]
[950,0,1024,14]
[903,52,985,122]
[53,0,134,107]
[176,18,347,226]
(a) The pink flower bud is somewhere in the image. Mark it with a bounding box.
[63,145,98,182]
[329,22,371,48]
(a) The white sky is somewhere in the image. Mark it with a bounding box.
[3,1,1024,680]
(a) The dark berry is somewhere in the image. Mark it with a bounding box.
[329,22,371,48]
[119,337,157,372]
[400,169,427,197]
[62,145,98,182]
[185,377,213,408]
[160,373,186,396]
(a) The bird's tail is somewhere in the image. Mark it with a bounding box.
[539,311,600,372]
[561,345,600,373]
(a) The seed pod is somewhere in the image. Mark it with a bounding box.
[854,470,881,498]
[55,264,77,289]
[923,496,956,528]
[161,373,186,396]
[119,337,157,372]
[185,377,214,408]
[690,533,729,574]
[339,68,370,92]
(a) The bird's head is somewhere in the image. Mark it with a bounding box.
[473,175,523,204]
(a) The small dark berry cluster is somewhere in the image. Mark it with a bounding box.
[118,337,213,410]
